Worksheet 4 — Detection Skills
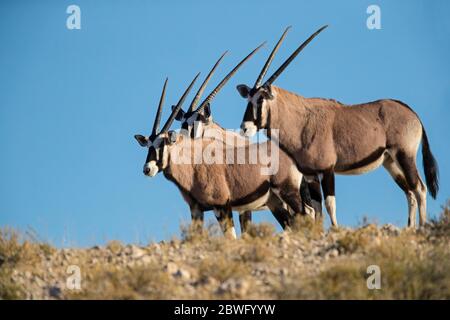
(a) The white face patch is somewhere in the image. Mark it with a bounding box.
[193,120,204,139]
[241,121,257,137]
[144,160,159,177]
[242,90,268,135]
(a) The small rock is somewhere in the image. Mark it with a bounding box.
[218,278,250,297]
[138,255,152,265]
[165,262,179,275]
[126,245,146,259]
[327,248,339,259]
[174,268,191,281]
[48,286,62,299]
[279,268,289,276]
[381,224,401,236]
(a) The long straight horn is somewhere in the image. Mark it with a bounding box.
[196,42,265,113]
[264,25,328,87]
[152,77,168,136]
[254,26,291,88]
[188,51,228,112]
[160,72,200,133]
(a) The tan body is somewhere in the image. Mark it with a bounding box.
[237,25,438,228]
[243,86,438,228]
[161,133,309,237]
[270,87,420,173]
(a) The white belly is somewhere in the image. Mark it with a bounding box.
[337,153,386,175]
[232,191,270,212]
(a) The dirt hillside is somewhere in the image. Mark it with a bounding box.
[1,204,449,300]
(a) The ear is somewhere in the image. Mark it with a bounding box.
[236,84,251,98]
[172,105,185,121]
[203,103,211,119]
[167,130,178,144]
[134,134,148,147]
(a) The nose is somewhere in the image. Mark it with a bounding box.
[240,123,247,135]
[143,166,151,175]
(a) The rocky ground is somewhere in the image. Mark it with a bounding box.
[1,204,449,300]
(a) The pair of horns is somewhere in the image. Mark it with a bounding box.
[193,42,264,114]
[150,43,264,135]
[254,25,328,89]
[150,73,200,137]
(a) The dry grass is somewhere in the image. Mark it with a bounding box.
[0,228,46,299]
[1,202,449,300]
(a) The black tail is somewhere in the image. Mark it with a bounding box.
[421,128,439,199]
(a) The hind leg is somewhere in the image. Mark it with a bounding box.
[383,154,417,228]
[415,178,427,226]
[267,192,293,229]
[395,151,428,227]
[279,184,314,221]
[279,168,315,220]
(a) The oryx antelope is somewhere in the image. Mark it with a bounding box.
[171,51,322,230]
[237,26,439,228]
[134,48,315,239]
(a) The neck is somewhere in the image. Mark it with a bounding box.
[265,86,309,152]
[202,121,248,145]
[161,135,195,191]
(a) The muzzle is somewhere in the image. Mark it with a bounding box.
[143,161,159,177]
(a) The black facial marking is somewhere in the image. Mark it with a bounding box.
[242,102,254,123]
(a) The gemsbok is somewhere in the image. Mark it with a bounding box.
[171,51,322,228]
[237,26,439,228]
[134,46,314,239]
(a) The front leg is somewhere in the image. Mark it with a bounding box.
[239,211,252,234]
[214,207,237,239]
[190,204,204,232]
[321,171,338,227]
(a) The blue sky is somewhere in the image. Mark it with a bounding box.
[0,0,449,247]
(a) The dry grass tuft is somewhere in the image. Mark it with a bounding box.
[244,222,275,239]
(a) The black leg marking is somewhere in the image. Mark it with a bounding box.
[239,211,252,234]
[280,184,304,217]
[299,178,313,213]
[267,192,293,229]
[215,207,236,239]
[321,171,338,226]
[396,151,419,190]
